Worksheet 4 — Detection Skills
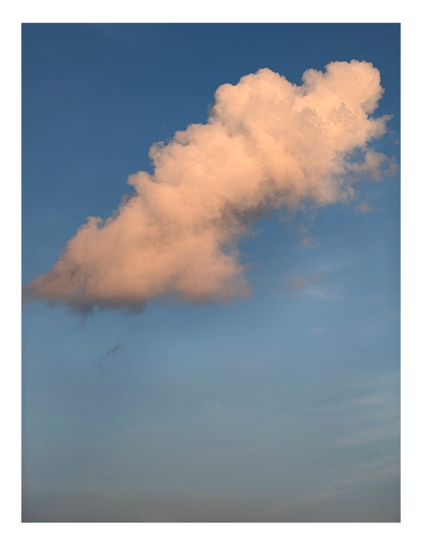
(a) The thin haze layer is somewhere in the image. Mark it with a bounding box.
[23,60,392,310]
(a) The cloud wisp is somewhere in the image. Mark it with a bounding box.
[285,267,324,294]
[23,61,394,311]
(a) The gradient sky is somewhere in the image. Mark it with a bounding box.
[22,23,400,522]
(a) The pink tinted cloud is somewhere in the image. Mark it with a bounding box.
[285,267,324,294]
[355,201,374,213]
[23,60,393,310]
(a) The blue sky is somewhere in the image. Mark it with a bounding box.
[22,23,400,522]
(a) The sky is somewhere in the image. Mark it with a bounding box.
[21,23,400,523]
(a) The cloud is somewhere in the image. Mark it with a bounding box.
[285,267,324,294]
[305,286,340,301]
[23,60,393,311]
[351,393,392,406]
[342,421,400,445]
[347,149,395,181]
[301,236,319,248]
[355,201,374,213]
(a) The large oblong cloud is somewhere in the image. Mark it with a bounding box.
[23,60,393,311]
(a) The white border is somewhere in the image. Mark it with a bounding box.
[3,3,419,544]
